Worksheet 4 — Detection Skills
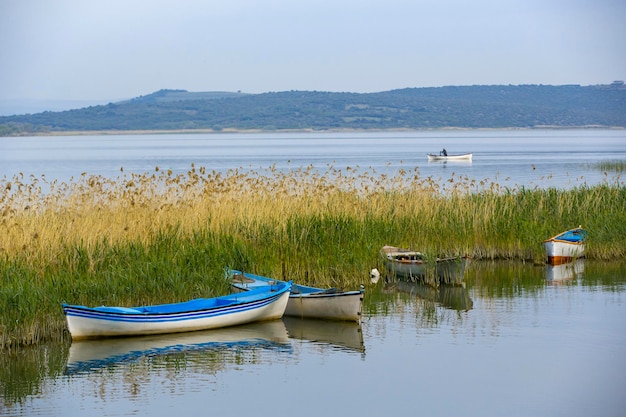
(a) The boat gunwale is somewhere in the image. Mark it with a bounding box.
[543,227,588,243]
[62,284,291,320]
[230,270,364,298]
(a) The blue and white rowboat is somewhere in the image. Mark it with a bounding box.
[62,282,291,339]
[543,227,588,265]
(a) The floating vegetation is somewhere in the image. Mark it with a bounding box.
[1,165,625,349]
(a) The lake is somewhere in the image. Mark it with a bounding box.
[1,129,625,188]
[1,129,625,417]
[3,261,626,417]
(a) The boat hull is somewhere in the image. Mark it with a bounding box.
[63,285,290,339]
[384,259,467,285]
[231,270,364,322]
[427,153,472,161]
[284,290,364,321]
[381,246,468,286]
[543,227,587,265]
[543,240,585,265]
[385,260,426,280]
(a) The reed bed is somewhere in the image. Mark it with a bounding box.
[592,160,626,173]
[1,164,624,349]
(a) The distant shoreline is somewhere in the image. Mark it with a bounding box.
[6,125,624,137]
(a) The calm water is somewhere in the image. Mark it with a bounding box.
[3,261,626,417]
[1,129,625,188]
[1,130,625,417]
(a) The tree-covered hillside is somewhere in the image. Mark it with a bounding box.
[1,83,625,136]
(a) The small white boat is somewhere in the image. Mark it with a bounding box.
[230,270,364,322]
[427,152,472,162]
[62,281,291,339]
[543,227,588,265]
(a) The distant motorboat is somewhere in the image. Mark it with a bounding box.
[427,152,473,161]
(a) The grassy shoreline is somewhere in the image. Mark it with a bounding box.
[1,166,624,349]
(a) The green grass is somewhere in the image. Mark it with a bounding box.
[1,166,625,349]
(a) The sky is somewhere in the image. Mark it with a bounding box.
[1,0,625,106]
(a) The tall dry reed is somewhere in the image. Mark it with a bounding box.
[1,165,624,348]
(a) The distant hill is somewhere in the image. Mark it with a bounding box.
[1,84,625,136]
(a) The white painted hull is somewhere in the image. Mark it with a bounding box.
[427,153,472,161]
[64,288,290,339]
[543,240,585,265]
[284,291,364,321]
[230,270,364,322]
[543,227,587,265]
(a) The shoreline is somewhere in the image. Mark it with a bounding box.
[4,125,624,137]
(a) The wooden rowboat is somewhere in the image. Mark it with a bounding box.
[230,270,364,322]
[543,227,588,265]
[381,245,469,286]
[62,281,291,340]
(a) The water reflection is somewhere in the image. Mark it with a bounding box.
[282,316,365,354]
[2,261,625,417]
[394,281,474,312]
[544,259,585,284]
[64,319,291,375]
[427,159,473,166]
[466,260,546,298]
[0,342,69,405]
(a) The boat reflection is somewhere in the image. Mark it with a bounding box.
[544,259,585,283]
[65,319,291,375]
[395,280,474,311]
[282,316,365,354]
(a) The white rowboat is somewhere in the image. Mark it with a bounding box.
[543,227,588,265]
[381,245,469,286]
[230,270,364,322]
[427,153,472,161]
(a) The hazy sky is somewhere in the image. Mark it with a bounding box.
[1,0,625,101]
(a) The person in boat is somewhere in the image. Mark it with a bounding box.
[440,148,447,156]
